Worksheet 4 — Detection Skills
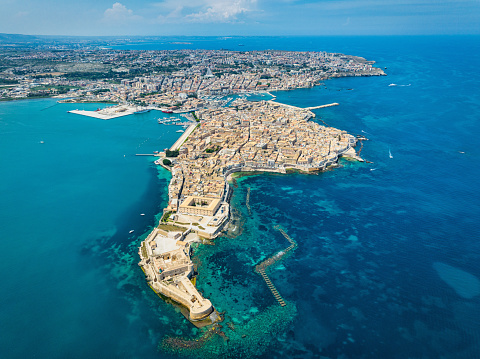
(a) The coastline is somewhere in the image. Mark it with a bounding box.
[138,97,364,329]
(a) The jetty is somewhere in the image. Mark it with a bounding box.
[267,100,339,111]
[245,187,251,215]
[257,268,286,307]
[306,103,339,110]
[254,226,298,307]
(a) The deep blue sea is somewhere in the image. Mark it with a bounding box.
[1,36,480,359]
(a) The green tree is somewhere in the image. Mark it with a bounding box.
[163,159,172,166]
[165,149,179,157]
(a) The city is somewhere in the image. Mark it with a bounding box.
[0,48,384,105]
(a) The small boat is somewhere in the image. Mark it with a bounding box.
[176,130,184,133]
[140,213,145,216]
[370,168,377,171]
[129,230,134,233]
[388,83,397,87]
[134,108,150,114]
[389,149,393,158]
[40,140,44,144]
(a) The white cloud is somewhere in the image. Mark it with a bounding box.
[186,0,257,23]
[154,0,257,23]
[103,2,142,23]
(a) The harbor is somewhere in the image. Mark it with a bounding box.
[67,104,196,120]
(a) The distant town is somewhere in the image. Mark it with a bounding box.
[0,48,384,106]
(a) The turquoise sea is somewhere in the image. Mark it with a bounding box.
[1,36,480,358]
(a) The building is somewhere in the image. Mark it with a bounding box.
[178,196,221,216]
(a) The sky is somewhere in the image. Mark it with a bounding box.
[0,0,479,36]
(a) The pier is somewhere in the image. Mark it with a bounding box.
[267,100,339,111]
[254,225,298,307]
[306,103,339,110]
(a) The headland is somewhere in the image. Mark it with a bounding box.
[138,97,365,324]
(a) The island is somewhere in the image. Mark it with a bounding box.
[138,98,364,324]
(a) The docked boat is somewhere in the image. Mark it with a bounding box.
[134,108,150,114]
[176,130,184,133]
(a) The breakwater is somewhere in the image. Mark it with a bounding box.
[254,226,298,306]
[245,187,251,215]
[267,100,339,111]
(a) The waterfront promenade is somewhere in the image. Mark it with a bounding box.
[170,123,197,151]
